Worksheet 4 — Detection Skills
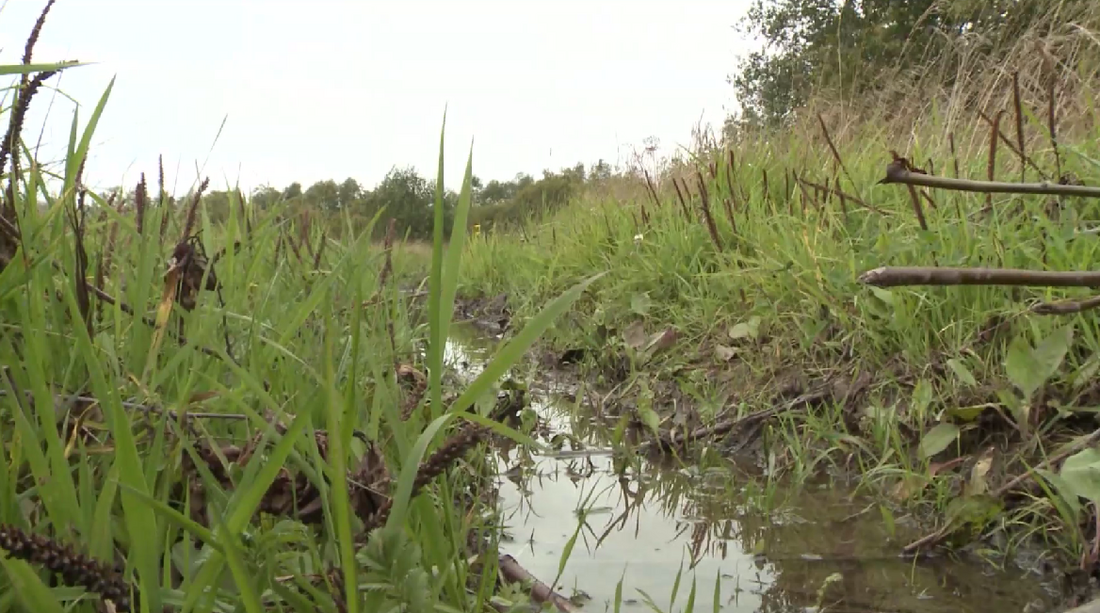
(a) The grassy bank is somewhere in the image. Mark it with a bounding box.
[457,61,1100,578]
[0,13,607,608]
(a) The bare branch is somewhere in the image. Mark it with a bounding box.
[859,266,1100,288]
[879,162,1100,198]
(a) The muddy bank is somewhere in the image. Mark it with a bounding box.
[449,293,1100,609]
[441,325,1084,612]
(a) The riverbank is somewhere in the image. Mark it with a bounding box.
[455,101,1100,603]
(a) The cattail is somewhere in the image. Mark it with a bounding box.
[0,524,132,612]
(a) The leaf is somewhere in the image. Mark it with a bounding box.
[910,378,933,419]
[426,109,448,421]
[447,271,606,419]
[642,328,677,358]
[918,423,960,460]
[1005,325,1073,399]
[967,447,994,496]
[945,493,1003,529]
[630,292,652,316]
[636,402,661,436]
[714,344,737,362]
[946,404,990,422]
[386,413,457,532]
[1059,447,1100,502]
[438,140,476,366]
[946,358,977,387]
[622,320,647,350]
[728,316,761,341]
[1073,352,1100,389]
[0,557,65,613]
[868,286,895,306]
[1036,467,1083,519]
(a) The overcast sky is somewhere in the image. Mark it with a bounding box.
[0,1,750,196]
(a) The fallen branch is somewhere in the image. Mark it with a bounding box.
[498,554,580,613]
[0,389,248,421]
[991,428,1100,499]
[879,162,1100,198]
[643,386,831,453]
[1031,294,1100,315]
[859,266,1100,288]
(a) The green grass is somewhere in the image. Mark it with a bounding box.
[5,4,1100,611]
[0,44,608,613]
[456,79,1100,570]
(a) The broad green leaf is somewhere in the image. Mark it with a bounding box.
[1060,447,1100,502]
[946,358,977,387]
[636,400,661,437]
[918,423,960,460]
[947,404,990,422]
[728,316,761,340]
[630,292,652,316]
[1006,325,1073,399]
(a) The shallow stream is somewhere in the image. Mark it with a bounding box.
[444,327,1060,613]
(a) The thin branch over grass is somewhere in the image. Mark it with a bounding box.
[859,266,1100,288]
[879,160,1100,198]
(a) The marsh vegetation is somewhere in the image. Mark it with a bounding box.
[5,1,1100,612]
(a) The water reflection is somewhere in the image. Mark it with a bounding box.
[443,333,1058,613]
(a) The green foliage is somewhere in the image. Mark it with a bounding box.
[0,43,597,613]
[730,0,1094,126]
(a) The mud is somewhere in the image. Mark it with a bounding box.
[443,325,1066,613]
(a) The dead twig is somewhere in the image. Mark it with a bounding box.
[859,266,1100,288]
[498,554,580,613]
[643,386,830,453]
[904,428,1100,554]
[1031,294,1100,315]
[0,389,248,421]
[879,161,1100,198]
[991,428,1100,499]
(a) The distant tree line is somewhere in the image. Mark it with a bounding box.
[104,158,619,241]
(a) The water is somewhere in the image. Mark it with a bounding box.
[443,329,1059,613]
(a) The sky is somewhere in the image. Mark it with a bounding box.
[0,1,752,196]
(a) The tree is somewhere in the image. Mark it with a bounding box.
[304,179,339,211]
[282,182,302,200]
[729,0,1076,126]
[338,178,362,209]
[252,185,281,210]
[363,166,449,240]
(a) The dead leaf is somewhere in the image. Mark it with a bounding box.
[643,328,677,357]
[966,447,995,496]
[891,475,926,502]
[623,320,647,350]
[928,456,967,477]
[715,344,738,361]
[187,391,220,404]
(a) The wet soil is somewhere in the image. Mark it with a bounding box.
[444,325,1065,613]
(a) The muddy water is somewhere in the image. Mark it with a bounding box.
[444,328,1059,613]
